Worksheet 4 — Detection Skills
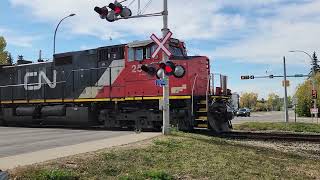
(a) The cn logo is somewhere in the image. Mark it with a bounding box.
[24,70,57,91]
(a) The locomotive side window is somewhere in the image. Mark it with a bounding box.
[135,48,143,61]
[169,46,184,57]
[55,56,73,66]
[128,48,134,62]
[145,47,151,59]
[99,48,109,61]
[99,46,124,61]
[128,46,153,62]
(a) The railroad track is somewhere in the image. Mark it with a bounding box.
[195,130,320,142]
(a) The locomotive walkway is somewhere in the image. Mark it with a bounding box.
[0,127,160,170]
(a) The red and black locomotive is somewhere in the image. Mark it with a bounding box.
[0,38,233,132]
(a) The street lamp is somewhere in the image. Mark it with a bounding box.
[53,13,76,55]
[289,50,317,119]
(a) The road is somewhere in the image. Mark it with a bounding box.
[0,127,160,169]
[233,111,320,124]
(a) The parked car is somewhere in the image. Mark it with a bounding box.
[236,108,251,117]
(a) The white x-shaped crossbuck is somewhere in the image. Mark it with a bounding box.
[150,31,173,58]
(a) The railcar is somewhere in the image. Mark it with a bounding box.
[0,38,233,132]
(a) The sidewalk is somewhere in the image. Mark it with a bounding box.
[0,132,160,170]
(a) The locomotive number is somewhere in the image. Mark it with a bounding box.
[132,64,143,73]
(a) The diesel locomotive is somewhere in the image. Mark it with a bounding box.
[0,38,233,132]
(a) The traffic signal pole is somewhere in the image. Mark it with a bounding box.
[162,0,170,135]
[283,57,289,123]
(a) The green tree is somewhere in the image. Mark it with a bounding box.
[0,36,8,64]
[255,101,268,111]
[240,92,258,109]
[267,93,282,111]
[287,96,293,108]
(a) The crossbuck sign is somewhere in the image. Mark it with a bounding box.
[150,31,172,58]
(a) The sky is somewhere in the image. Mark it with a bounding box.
[1,0,320,99]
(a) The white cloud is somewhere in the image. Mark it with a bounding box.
[211,0,320,65]
[0,27,38,48]
[8,0,249,41]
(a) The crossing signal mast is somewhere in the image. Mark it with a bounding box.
[94,0,172,135]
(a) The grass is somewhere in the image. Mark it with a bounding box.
[234,122,320,133]
[11,132,320,180]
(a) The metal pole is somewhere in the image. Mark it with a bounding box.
[283,56,289,123]
[294,104,297,123]
[162,0,170,135]
[53,14,76,55]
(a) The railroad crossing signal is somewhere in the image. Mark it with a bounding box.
[141,61,186,79]
[151,31,173,58]
[282,80,290,87]
[312,89,317,99]
[94,1,132,22]
[240,75,254,80]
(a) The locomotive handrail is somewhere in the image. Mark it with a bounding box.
[191,74,199,116]
[206,74,211,112]
[0,81,67,88]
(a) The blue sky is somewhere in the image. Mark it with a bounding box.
[1,0,320,98]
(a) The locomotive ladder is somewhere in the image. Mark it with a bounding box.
[192,73,211,129]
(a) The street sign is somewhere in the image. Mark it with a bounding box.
[310,108,318,114]
[241,75,254,80]
[155,79,167,87]
[151,31,172,58]
[282,80,290,87]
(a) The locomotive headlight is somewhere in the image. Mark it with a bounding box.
[173,65,186,78]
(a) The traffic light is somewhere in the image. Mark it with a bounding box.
[156,61,186,79]
[312,89,317,99]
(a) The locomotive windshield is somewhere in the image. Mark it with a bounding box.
[127,38,187,62]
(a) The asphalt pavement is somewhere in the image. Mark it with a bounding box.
[0,127,160,169]
[233,111,319,124]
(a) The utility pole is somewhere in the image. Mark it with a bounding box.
[162,0,170,135]
[53,13,76,55]
[283,56,289,123]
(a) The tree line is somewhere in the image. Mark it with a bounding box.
[240,92,292,112]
